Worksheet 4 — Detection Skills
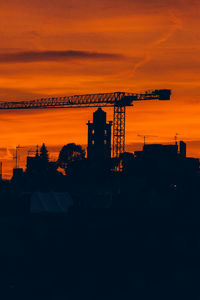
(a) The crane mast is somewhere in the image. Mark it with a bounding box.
[0,89,171,159]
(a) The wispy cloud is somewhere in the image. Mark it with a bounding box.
[132,13,183,74]
[0,50,125,64]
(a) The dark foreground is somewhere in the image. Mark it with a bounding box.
[0,183,200,300]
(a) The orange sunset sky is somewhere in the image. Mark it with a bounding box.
[0,0,200,176]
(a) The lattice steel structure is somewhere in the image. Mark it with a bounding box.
[113,105,126,158]
[0,89,171,160]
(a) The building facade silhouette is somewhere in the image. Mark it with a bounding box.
[87,108,112,161]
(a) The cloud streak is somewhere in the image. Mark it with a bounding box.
[132,13,183,74]
[0,50,125,64]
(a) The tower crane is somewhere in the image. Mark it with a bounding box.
[0,89,171,158]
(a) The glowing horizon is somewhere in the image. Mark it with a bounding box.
[0,0,200,177]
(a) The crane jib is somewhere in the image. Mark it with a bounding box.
[0,89,171,165]
[0,89,171,109]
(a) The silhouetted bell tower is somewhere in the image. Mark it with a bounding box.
[87,108,112,161]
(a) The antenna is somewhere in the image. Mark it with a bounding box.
[175,133,180,145]
[137,134,158,146]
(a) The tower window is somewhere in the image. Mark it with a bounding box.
[104,140,107,145]
[92,130,95,134]
[92,140,95,145]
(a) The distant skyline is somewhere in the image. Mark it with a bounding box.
[1,139,199,179]
[0,0,200,160]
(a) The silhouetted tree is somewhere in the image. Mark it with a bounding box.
[40,143,49,162]
[58,143,85,174]
[38,143,49,172]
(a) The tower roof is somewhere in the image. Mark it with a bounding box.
[93,107,106,123]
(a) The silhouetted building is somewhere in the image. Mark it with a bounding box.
[12,167,24,182]
[179,141,186,158]
[26,155,41,173]
[26,144,52,174]
[137,144,178,158]
[133,141,199,178]
[87,108,112,161]
[13,168,24,177]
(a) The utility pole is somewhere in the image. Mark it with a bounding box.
[14,145,24,169]
[0,162,2,180]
